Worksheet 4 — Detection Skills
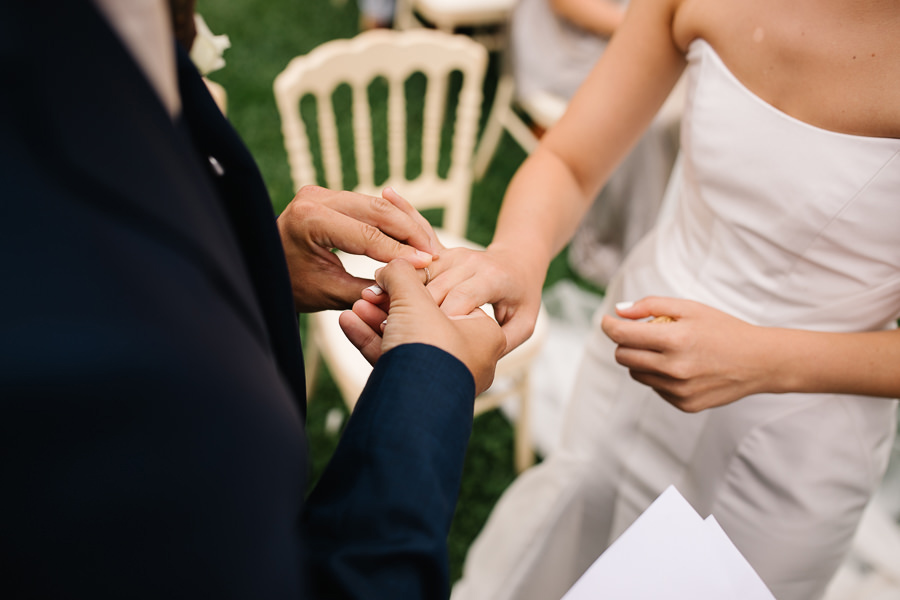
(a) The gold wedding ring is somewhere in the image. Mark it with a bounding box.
[649,315,676,323]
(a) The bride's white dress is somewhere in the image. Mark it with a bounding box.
[453,39,900,600]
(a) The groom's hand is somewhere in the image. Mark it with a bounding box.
[339,259,505,395]
[277,186,439,313]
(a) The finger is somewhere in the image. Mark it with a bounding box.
[439,281,486,320]
[381,187,443,253]
[325,190,438,263]
[288,245,375,312]
[288,184,335,203]
[628,369,679,401]
[375,260,448,352]
[612,343,665,372]
[416,260,464,306]
[421,264,435,287]
[626,370,698,411]
[418,246,489,307]
[614,296,687,321]
[440,279,535,355]
[373,262,439,295]
[338,309,382,366]
[496,314,538,356]
[450,309,505,355]
[374,259,438,308]
[361,283,391,307]
[601,314,671,352]
[448,307,491,320]
[350,297,389,332]
[288,187,436,267]
[299,202,433,273]
[449,309,506,395]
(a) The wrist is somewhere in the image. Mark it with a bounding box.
[486,239,552,285]
[750,327,817,395]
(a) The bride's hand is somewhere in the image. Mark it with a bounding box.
[601,297,770,412]
[405,243,544,356]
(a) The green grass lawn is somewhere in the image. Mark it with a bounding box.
[199,0,585,582]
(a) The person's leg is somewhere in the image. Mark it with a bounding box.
[701,396,897,600]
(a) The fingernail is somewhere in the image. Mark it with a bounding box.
[615,301,634,311]
[415,250,433,262]
[366,284,383,296]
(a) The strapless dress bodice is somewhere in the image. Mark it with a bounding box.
[647,39,900,332]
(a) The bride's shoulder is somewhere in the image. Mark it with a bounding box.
[669,0,900,138]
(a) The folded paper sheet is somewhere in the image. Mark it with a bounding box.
[563,486,776,600]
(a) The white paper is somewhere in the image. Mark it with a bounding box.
[562,486,776,600]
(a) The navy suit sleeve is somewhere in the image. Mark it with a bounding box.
[303,343,476,599]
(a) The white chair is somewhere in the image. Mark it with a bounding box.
[393,0,534,180]
[274,29,547,472]
[472,81,563,178]
[394,0,518,51]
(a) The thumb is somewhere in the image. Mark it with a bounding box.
[615,296,685,321]
[375,259,446,355]
[377,259,504,395]
[375,259,437,309]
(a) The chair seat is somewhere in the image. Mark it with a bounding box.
[310,229,549,415]
[413,0,518,26]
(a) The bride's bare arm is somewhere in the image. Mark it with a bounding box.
[431,0,686,352]
[550,0,626,38]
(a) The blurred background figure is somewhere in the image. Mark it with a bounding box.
[358,0,395,29]
[511,0,682,288]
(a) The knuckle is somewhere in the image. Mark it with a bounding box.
[613,345,625,363]
[359,222,385,245]
[284,196,319,221]
[668,328,690,347]
[666,381,702,412]
[656,387,690,412]
[297,184,326,197]
[673,394,701,413]
[368,195,394,216]
[667,360,692,381]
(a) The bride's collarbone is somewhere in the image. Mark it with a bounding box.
[674,0,900,138]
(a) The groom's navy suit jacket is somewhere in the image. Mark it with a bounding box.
[0,3,474,598]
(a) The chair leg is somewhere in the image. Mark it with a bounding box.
[393,0,419,30]
[513,373,535,473]
[303,319,322,400]
[473,72,515,179]
[500,100,541,155]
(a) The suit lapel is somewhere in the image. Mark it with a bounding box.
[32,1,272,351]
[176,49,308,413]
[13,0,307,413]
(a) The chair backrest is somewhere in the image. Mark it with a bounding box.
[274,29,488,238]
